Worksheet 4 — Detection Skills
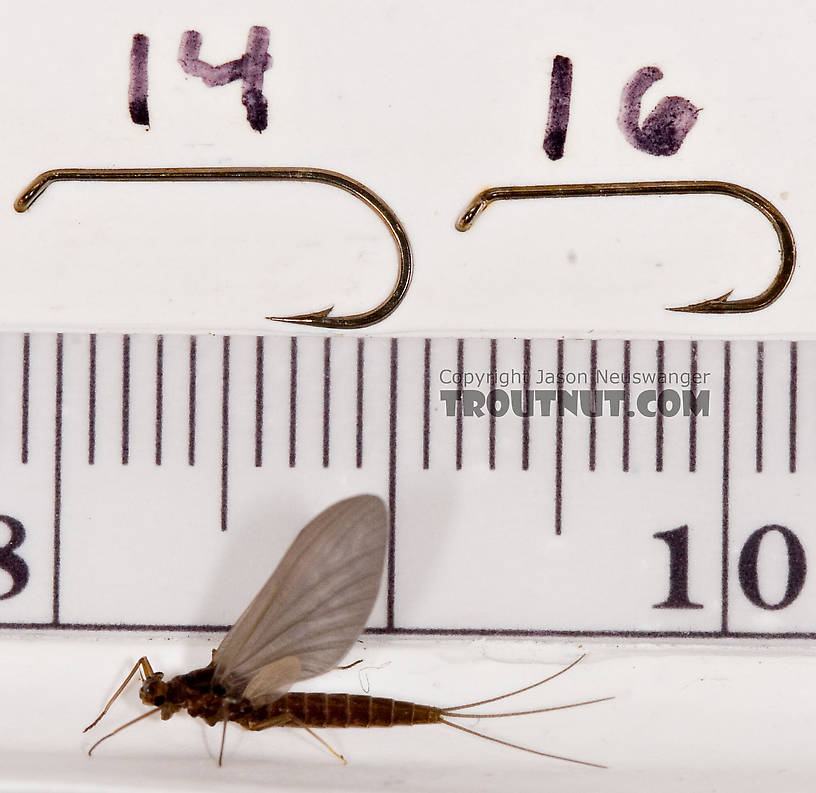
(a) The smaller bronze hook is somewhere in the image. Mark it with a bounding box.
[456,180,795,313]
[14,167,413,329]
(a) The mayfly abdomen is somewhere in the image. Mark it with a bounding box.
[248,692,442,728]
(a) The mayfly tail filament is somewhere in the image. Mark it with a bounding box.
[436,655,613,768]
[441,654,586,712]
[438,719,608,768]
[441,696,615,719]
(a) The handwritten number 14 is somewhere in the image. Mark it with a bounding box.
[129,27,272,132]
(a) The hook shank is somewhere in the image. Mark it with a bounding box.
[15,167,413,329]
[456,180,795,313]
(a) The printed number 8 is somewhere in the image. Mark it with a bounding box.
[0,515,28,600]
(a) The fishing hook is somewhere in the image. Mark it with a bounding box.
[14,167,413,329]
[456,180,795,313]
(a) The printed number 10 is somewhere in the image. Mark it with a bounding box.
[653,525,808,611]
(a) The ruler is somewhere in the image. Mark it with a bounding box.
[0,332,812,640]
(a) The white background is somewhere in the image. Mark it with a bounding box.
[1,1,815,791]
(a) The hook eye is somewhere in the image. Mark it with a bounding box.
[456,180,795,313]
[15,167,413,329]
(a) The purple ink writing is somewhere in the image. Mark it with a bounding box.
[542,55,572,161]
[617,66,699,156]
[178,26,272,132]
[129,34,150,127]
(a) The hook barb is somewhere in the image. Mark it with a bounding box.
[15,167,413,330]
[455,180,795,314]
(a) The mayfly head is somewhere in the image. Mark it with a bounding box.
[140,673,185,721]
[139,673,168,707]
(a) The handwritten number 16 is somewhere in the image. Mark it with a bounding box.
[544,57,699,160]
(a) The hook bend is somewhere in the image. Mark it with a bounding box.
[456,180,795,313]
[15,167,413,329]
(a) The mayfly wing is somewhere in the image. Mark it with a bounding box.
[213,494,388,704]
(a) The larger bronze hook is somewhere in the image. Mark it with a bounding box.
[456,180,795,313]
[14,167,413,329]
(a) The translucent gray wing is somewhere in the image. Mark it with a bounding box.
[213,494,387,704]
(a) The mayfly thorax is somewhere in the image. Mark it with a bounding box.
[84,495,612,767]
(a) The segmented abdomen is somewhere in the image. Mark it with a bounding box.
[249,692,441,728]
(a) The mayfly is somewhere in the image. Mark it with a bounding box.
[84,494,612,766]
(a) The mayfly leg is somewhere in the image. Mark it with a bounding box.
[87,708,162,756]
[246,712,347,765]
[84,656,155,732]
[289,715,347,765]
[218,719,228,767]
[336,658,364,670]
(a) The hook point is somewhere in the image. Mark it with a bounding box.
[266,306,335,325]
[667,289,735,313]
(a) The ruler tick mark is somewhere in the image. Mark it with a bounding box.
[555,339,564,535]
[323,337,331,468]
[656,341,664,472]
[121,335,130,465]
[356,338,364,469]
[589,340,597,472]
[53,334,63,625]
[289,337,298,468]
[721,341,731,636]
[221,336,230,532]
[756,341,764,473]
[790,341,798,474]
[255,336,263,467]
[21,333,30,465]
[422,338,430,470]
[622,341,631,472]
[456,339,464,470]
[489,339,497,470]
[521,339,530,471]
[155,335,164,466]
[387,338,398,630]
[188,336,197,467]
[689,340,698,473]
[88,334,97,465]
